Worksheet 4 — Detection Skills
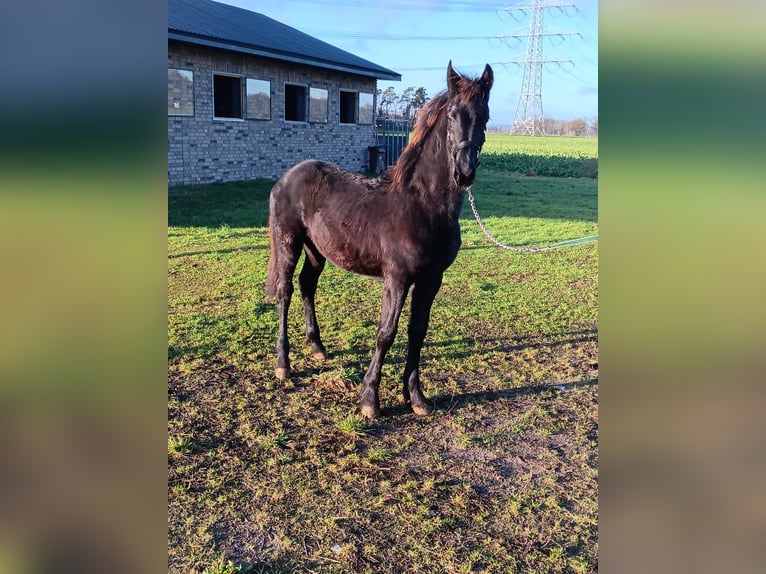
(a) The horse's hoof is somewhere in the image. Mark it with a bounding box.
[411,403,432,416]
[360,404,380,420]
[275,367,289,380]
[312,350,328,362]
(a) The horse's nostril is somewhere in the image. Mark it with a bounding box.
[456,168,476,187]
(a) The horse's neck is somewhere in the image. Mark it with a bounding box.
[411,118,463,223]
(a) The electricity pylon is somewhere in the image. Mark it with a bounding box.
[505,1,577,135]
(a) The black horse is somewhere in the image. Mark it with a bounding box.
[266,62,493,419]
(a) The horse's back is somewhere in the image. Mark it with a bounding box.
[270,159,456,277]
[269,160,328,230]
[271,159,378,215]
[271,160,323,200]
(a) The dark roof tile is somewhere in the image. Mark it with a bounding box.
[168,0,401,80]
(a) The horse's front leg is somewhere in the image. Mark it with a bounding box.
[360,276,409,419]
[403,273,443,416]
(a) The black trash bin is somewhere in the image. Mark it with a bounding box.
[368,145,386,174]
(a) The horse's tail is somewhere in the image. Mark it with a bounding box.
[265,218,278,302]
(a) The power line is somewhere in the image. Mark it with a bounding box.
[260,0,511,12]
[394,61,509,72]
[507,0,576,135]
[302,30,502,41]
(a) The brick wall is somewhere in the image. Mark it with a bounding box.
[168,42,380,185]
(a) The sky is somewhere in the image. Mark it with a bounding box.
[222,0,598,128]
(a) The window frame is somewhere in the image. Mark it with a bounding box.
[245,78,271,120]
[358,91,374,125]
[339,89,358,125]
[212,72,244,121]
[309,87,329,124]
[168,68,194,117]
[284,82,309,123]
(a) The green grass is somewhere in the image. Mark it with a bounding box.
[397,133,597,178]
[336,413,371,437]
[169,151,598,573]
[482,134,597,178]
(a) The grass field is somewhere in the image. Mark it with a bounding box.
[481,134,598,178]
[169,136,598,573]
[394,133,597,178]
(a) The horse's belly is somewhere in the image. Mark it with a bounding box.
[308,228,384,278]
[332,256,382,278]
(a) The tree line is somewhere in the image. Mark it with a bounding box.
[536,117,598,137]
[376,86,597,137]
[375,86,429,120]
[487,117,599,137]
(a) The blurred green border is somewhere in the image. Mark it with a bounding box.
[601,4,765,573]
[2,1,765,572]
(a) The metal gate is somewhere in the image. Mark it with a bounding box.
[374,118,410,169]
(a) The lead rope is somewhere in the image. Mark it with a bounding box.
[465,187,598,253]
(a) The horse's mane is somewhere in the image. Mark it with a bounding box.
[385,72,488,191]
[386,91,449,191]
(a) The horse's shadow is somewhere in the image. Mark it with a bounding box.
[364,378,598,427]
[429,377,597,413]
[290,329,597,421]
[420,329,597,362]
[319,328,596,371]
[169,244,266,259]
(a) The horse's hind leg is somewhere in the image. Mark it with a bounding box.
[273,231,303,380]
[299,240,328,362]
[402,273,443,416]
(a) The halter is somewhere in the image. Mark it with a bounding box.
[447,101,485,187]
[454,140,482,155]
[447,108,483,160]
[451,140,483,177]
[449,140,483,188]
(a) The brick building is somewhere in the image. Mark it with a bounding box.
[168,0,400,185]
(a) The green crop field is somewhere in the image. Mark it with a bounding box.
[168,138,598,573]
[395,133,598,178]
[481,134,598,178]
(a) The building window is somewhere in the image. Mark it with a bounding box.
[168,68,194,116]
[309,88,328,123]
[246,78,271,120]
[285,84,307,122]
[213,73,242,119]
[359,92,374,125]
[340,90,356,124]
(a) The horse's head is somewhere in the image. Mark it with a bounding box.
[446,61,493,187]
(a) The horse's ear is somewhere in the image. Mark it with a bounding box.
[447,60,460,96]
[480,64,494,98]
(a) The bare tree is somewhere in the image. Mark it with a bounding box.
[379,86,397,117]
[411,87,429,124]
[399,86,414,120]
[375,86,431,121]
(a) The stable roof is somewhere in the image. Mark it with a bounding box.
[168,0,401,81]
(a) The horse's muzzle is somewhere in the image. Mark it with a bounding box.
[454,140,481,187]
